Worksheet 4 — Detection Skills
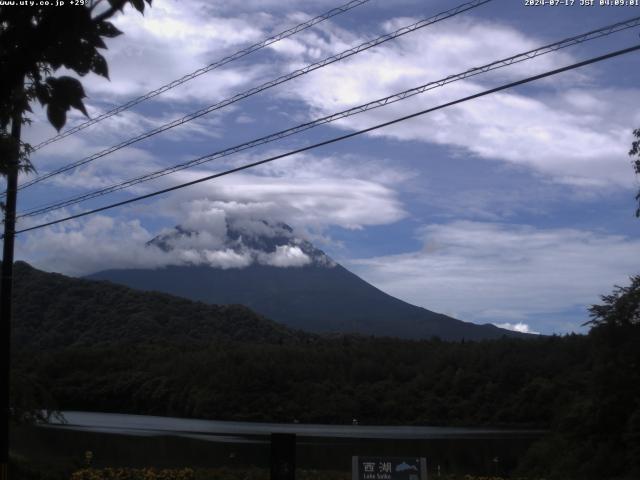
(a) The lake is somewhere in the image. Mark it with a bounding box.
[11,411,543,476]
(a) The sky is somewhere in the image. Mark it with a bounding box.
[13,0,640,335]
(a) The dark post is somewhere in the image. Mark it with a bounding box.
[0,106,22,480]
[270,433,296,480]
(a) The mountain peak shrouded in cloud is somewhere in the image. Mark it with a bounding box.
[88,218,531,340]
[147,217,335,269]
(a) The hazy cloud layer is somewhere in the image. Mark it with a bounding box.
[349,221,640,332]
[124,151,410,231]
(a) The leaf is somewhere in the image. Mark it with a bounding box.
[130,0,145,13]
[47,76,87,107]
[70,98,89,118]
[107,0,127,11]
[96,21,122,39]
[61,44,94,76]
[90,33,107,49]
[46,103,67,132]
[45,76,89,122]
[34,83,51,106]
[91,53,109,79]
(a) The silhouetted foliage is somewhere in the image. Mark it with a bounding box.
[0,0,152,174]
[585,275,640,328]
[631,128,640,217]
[519,277,640,480]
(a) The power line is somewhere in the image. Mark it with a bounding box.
[18,15,640,219]
[13,43,640,236]
[30,0,373,152]
[15,0,492,193]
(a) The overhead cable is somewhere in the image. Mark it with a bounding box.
[13,43,640,236]
[18,15,640,218]
[30,0,373,151]
[16,0,492,192]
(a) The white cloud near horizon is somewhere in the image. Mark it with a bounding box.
[494,322,540,335]
[348,221,640,332]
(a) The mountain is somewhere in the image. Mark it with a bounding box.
[9,261,305,351]
[87,220,524,341]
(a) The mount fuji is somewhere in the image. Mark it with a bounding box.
[87,219,525,341]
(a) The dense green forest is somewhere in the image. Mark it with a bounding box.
[7,263,640,479]
[14,335,584,426]
[10,262,306,348]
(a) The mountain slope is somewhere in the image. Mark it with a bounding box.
[9,261,304,351]
[87,222,523,341]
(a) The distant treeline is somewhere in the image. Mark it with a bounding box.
[8,263,640,479]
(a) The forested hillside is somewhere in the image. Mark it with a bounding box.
[14,335,586,427]
[10,262,305,349]
[7,263,640,479]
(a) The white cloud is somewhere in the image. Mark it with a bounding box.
[209,0,343,14]
[235,114,255,124]
[278,17,579,111]
[197,249,254,269]
[258,245,311,267]
[17,0,273,160]
[131,151,410,231]
[25,147,409,237]
[19,105,235,203]
[88,0,267,103]
[16,203,325,275]
[273,15,639,188]
[180,205,228,240]
[349,221,640,332]
[17,216,170,276]
[494,322,540,335]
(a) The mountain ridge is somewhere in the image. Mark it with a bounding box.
[8,261,306,351]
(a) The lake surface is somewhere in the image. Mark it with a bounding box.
[12,411,543,476]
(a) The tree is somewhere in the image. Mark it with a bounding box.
[631,128,640,217]
[585,275,640,329]
[0,0,152,476]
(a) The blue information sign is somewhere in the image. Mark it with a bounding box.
[352,456,427,480]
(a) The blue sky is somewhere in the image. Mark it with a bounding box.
[14,0,640,335]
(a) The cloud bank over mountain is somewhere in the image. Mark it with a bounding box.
[18,207,333,276]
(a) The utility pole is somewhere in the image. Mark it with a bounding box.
[1,93,22,480]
